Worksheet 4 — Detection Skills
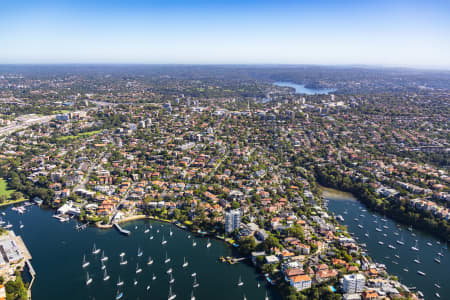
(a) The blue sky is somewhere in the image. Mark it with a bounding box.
[1,0,449,68]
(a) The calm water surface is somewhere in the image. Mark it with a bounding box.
[2,205,281,300]
[324,188,449,300]
[274,82,336,95]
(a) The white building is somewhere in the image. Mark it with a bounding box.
[225,209,241,233]
[343,273,366,293]
[290,275,312,291]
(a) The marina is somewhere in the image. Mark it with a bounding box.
[2,205,281,300]
[324,188,449,300]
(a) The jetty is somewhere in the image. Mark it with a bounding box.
[113,223,130,236]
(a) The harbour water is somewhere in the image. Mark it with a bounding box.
[274,82,336,95]
[2,205,281,300]
[324,187,449,300]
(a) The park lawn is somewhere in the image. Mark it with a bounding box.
[0,179,14,199]
[56,130,102,141]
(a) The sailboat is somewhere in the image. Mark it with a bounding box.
[120,252,125,257]
[182,257,189,268]
[162,235,167,245]
[86,272,93,285]
[168,285,177,300]
[170,229,173,236]
[413,254,421,264]
[411,240,419,251]
[101,250,108,261]
[237,276,244,286]
[133,278,138,286]
[101,260,106,270]
[265,291,269,300]
[144,228,150,234]
[120,255,128,265]
[117,276,124,286]
[82,255,90,268]
[364,232,369,238]
[396,235,405,245]
[137,248,143,257]
[169,273,175,284]
[136,263,142,274]
[164,252,171,264]
[115,290,123,300]
[243,294,247,300]
[167,268,173,274]
[146,285,150,291]
[147,256,154,265]
[150,235,154,240]
[191,290,196,300]
[206,238,211,248]
[193,275,199,288]
[192,240,197,247]
[92,243,101,255]
[103,269,110,281]
[19,221,24,229]
[434,257,441,263]
[152,273,157,280]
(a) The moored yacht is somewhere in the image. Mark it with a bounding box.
[147,256,154,265]
[182,257,188,268]
[117,276,124,286]
[417,270,426,276]
[82,255,90,268]
[92,243,101,255]
[103,269,110,281]
[101,251,108,262]
[168,285,176,300]
[136,263,142,274]
[237,276,244,286]
[411,240,419,251]
[86,272,93,285]
[206,238,211,248]
[164,252,171,264]
[137,248,143,257]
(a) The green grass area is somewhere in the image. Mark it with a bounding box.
[0,178,14,198]
[56,130,102,141]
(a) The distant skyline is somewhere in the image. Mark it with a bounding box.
[1,0,450,68]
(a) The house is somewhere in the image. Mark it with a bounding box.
[289,274,312,291]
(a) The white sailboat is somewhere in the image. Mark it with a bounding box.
[101,250,108,261]
[117,276,124,286]
[411,240,419,251]
[162,234,167,245]
[137,248,143,257]
[169,273,175,284]
[170,229,173,236]
[103,269,110,281]
[192,240,197,247]
[396,235,405,245]
[191,290,196,300]
[133,278,138,286]
[168,285,177,300]
[237,276,244,286]
[19,221,24,229]
[136,263,142,274]
[206,238,211,248]
[82,255,90,268]
[182,257,189,268]
[164,252,171,264]
[150,235,154,240]
[120,255,127,265]
[265,291,269,300]
[92,243,101,255]
[86,272,93,285]
[101,260,106,270]
[193,274,199,288]
[167,268,173,274]
[147,256,154,265]
[144,228,150,234]
[152,273,157,280]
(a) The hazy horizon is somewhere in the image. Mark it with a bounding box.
[1,0,449,68]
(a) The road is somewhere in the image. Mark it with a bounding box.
[0,115,55,137]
